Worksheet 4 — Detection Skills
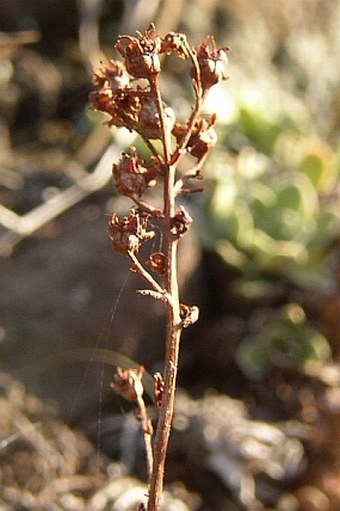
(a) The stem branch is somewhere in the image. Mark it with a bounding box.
[128,250,165,295]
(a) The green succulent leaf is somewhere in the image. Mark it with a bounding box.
[297,140,338,193]
[236,304,331,380]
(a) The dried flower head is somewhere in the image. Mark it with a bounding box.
[160,32,190,59]
[107,210,155,255]
[112,147,158,198]
[172,113,217,163]
[170,206,193,239]
[137,94,175,139]
[111,366,145,402]
[89,62,131,124]
[146,252,166,276]
[91,80,175,139]
[115,25,161,79]
[89,89,117,123]
[180,303,200,328]
[194,35,229,92]
[92,61,130,90]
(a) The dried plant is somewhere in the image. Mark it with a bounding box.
[90,24,229,511]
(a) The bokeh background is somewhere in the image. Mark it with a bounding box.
[1,1,340,510]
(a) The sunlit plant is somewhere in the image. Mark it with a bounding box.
[90,24,229,511]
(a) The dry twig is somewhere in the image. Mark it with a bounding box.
[90,24,229,510]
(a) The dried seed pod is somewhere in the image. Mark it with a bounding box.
[112,147,158,199]
[115,25,161,79]
[137,95,175,140]
[172,114,217,163]
[90,32,175,139]
[193,36,229,92]
[107,210,155,255]
[89,61,132,124]
[89,88,116,122]
[190,124,217,161]
[93,87,175,139]
[111,366,145,402]
[160,32,190,59]
[89,85,138,129]
[146,252,166,276]
[92,61,130,90]
[108,90,141,129]
[170,206,193,238]
[180,303,200,328]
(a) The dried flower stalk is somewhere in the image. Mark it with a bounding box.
[90,24,229,511]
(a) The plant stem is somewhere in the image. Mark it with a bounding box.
[136,394,154,482]
[147,76,183,511]
[128,250,165,296]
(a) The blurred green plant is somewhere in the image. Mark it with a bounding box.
[235,303,331,380]
[199,103,340,292]
[196,99,339,378]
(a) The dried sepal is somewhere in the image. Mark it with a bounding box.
[90,64,175,139]
[89,86,137,129]
[180,303,200,328]
[115,25,161,79]
[107,210,155,255]
[109,90,141,129]
[193,36,229,92]
[89,61,131,124]
[154,372,164,408]
[91,61,130,90]
[170,206,193,239]
[172,113,217,164]
[160,32,190,59]
[137,95,175,140]
[110,90,174,139]
[146,251,166,276]
[110,366,145,402]
[89,88,117,124]
[113,147,158,199]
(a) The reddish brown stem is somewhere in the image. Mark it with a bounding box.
[136,395,154,482]
[169,45,205,166]
[128,249,165,296]
[91,28,229,511]
[146,76,183,511]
